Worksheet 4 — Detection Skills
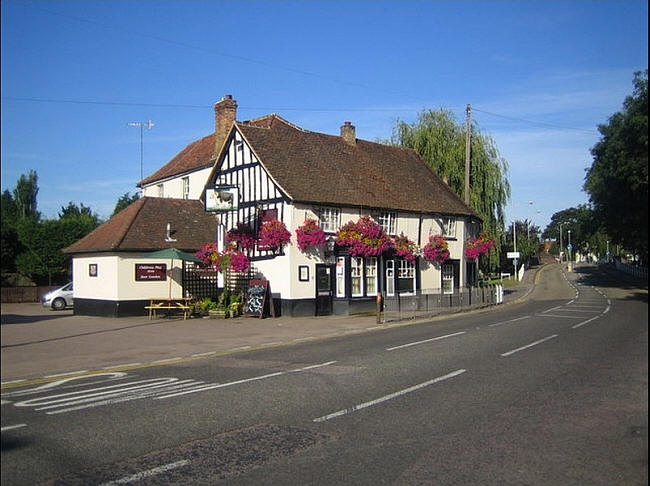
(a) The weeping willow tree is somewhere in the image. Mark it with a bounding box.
[390,109,511,273]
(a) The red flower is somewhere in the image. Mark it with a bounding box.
[465,232,496,260]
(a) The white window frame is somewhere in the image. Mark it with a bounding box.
[336,257,346,298]
[351,257,364,297]
[397,259,416,295]
[182,176,190,200]
[319,207,340,233]
[365,257,377,296]
[157,184,164,198]
[375,211,396,235]
[443,217,457,238]
[386,260,395,297]
[442,263,454,294]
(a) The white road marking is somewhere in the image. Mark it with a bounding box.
[154,361,337,400]
[99,460,190,486]
[487,316,531,327]
[44,370,89,378]
[1,423,27,432]
[313,369,467,422]
[1,379,26,386]
[386,331,466,351]
[535,314,582,319]
[500,334,558,357]
[101,363,142,369]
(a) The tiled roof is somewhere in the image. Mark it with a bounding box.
[138,134,215,186]
[63,197,218,254]
[237,116,478,217]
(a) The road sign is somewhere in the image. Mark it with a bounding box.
[507,252,520,259]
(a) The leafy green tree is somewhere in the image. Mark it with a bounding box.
[390,109,511,272]
[112,192,140,217]
[543,205,611,260]
[13,169,40,220]
[1,190,21,274]
[584,70,648,263]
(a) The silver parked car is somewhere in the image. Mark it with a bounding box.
[42,282,74,310]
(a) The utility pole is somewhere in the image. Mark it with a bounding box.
[465,104,471,206]
[127,120,155,187]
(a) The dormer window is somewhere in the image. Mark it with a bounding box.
[375,211,396,235]
[319,207,340,233]
[443,217,457,238]
[182,177,190,200]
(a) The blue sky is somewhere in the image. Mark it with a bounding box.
[1,0,647,232]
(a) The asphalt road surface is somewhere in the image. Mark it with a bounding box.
[1,263,647,485]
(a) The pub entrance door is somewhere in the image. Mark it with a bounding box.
[315,264,334,316]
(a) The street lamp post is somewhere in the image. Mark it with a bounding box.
[127,120,155,188]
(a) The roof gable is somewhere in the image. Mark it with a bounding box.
[139,134,215,186]
[64,197,217,254]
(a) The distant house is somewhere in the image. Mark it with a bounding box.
[65,95,480,317]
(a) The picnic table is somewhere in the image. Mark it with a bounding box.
[145,298,193,320]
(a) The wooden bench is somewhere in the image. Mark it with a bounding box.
[145,301,191,320]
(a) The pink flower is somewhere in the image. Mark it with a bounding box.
[465,232,496,260]
[296,219,327,251]
[258,219,291,251]
[393,233,418,262]
[335,216,394,257]
[422,235,450,265]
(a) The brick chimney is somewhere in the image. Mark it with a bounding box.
[214,94,237,156]
[340,121,356,145]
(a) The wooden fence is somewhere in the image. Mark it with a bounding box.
[1,286,59,303]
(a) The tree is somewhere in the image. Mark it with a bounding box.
[1,190,21,274]
[584,70,648,263]
[390,109,511,272]
[112,192,140,217]
[13,169,40,220]
[543,205,610,260]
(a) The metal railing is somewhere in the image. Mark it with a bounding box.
[615,261,648,280]
[382,284,503,323]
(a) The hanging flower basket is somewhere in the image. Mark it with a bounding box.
[258,219,291,253]
[392,233,419,262]
[464,232,496,260]
[296,218,327,252]
[195,243,250,273]
[422,235,450,265]
[335,216,394,257]
[226,223,257,252]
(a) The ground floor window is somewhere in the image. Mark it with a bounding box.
[397,259,416,294]
[336,257,346,297]
[351,257,364,297]
[365,257,377,295]
[442,263,454,294]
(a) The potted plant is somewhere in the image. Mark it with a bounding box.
[335,216,394,257]
[295,218,326,252]
[464,232,496,260]
[422,235,450,266]
[258,218,291,253]
[392,233,419,262]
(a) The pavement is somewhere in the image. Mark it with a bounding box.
[1,266,540,386]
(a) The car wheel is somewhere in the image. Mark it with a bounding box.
[52,298,66,310]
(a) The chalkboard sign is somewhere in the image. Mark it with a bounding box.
[246,279,269,318]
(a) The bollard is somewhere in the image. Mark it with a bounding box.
[376,292,382,324]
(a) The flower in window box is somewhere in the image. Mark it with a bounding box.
[296,218,327,251]
[422,235,450,265]
[258,219,291,252]
[226,223,257,252]
[464,232,496,260]
[335,216,394,257]
[393,233,419,262]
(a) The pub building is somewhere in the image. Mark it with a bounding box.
[64,95,480,317]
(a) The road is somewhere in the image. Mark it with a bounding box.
[1,263,647,485]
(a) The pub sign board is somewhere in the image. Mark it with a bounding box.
[135,263,167,281]
[205,185,239,212]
